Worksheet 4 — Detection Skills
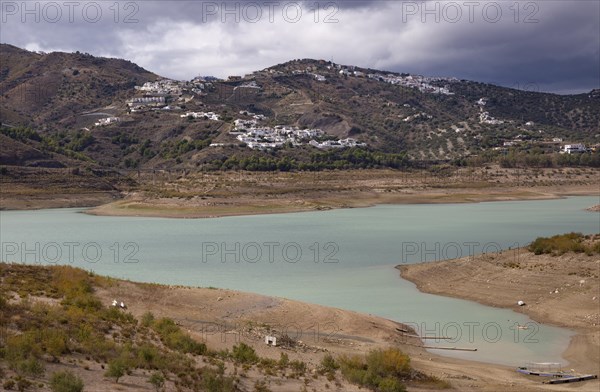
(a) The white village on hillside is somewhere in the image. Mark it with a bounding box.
[91,71,593,155]
[230,112,366,150]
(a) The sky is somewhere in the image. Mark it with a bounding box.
[1,0,599,94]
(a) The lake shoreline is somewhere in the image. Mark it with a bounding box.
[2,188,595,218]
[2,194,599,390]
[4,261,594,391]
[86,186,598,219]
[398,246,600,378]
[2,167,598,219]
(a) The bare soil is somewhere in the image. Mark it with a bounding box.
[3,166,598,215]
[3,259,598,391]
[85,167,599,219]
[400,247,600,390]
[89,272,600,391]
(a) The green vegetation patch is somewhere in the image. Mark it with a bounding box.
[338,348,449,392]
[529,233,600,256]
[0,263,234,391]
[50,370,84,392]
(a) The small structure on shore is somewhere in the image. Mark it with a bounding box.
[517,363,598,385]
[517,362,563,376]
[546,374,598,384]
[517,300,525,306]
[265,336,277,346]
[111,299,127,309]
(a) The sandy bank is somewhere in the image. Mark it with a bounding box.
[95,277,599,391]
[3,167,598,217]
[399,247,600,384]
[86,185,598,219]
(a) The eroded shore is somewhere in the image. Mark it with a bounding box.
[2,167,598,218]
[2,167,599,390]
[109,278,600,391]
[399,246,600,386]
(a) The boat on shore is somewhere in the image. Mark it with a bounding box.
[517,363,598,384]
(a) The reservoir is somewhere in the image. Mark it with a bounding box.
[1,196,598,365]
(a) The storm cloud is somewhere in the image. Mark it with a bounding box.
[1,0,598,93]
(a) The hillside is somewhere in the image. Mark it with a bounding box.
[1,45,599,171]
[0,44,156,134]
[0,263,452,392]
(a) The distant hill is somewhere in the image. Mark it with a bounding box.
[1,45,598,170]
[0,44,157,129]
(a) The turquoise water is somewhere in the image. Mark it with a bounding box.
[1,196,598,365]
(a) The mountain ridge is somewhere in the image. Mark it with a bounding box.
[1,44,599,170]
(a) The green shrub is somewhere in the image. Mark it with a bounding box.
[529,233,599,255]
[137,344,165,369]
[102,306,136,324]
[66,131,95,152]
[42,329,69,359]
[105,358,127,383]
[232,342,258,364]
[366,348,411,379]
[152,317,181,334]
[148,372,165,391]
[319,354,339,374]
[378,377,405,392]
[152,318,206,355]
[50,370,84,392]
[338,354,365,382]
[339,348,411,392]
[15,358,45,378]
[201,367,236,392]
[141,312,155,327]
[258,357,278,374]
[289,360,307,376]
[0,126,42,142]
[278,352,289,368]
[168,331,205,354]
[63,293,102,311]
[5,332,41,363]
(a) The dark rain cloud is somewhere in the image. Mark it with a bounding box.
[0,0,598,93]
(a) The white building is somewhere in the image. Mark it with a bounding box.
[95,117,120,126]
[181,112,220,121]
[562,144,586,154]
